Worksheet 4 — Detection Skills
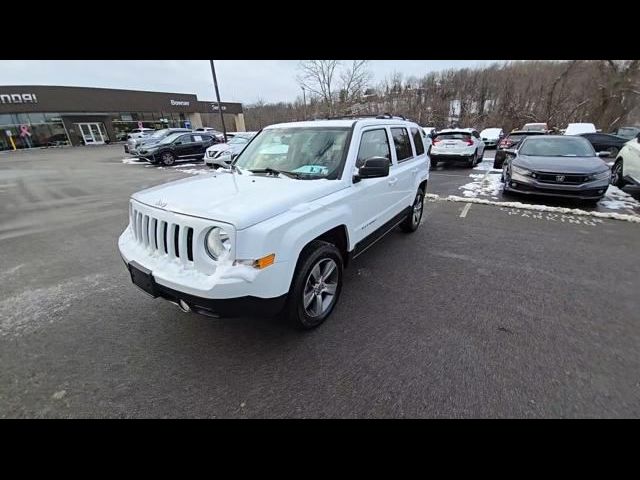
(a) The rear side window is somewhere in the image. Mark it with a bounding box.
[390,127,413,162]
[356,129,391,167]
[411,128,425,155]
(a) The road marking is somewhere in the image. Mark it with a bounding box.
[460,203,472,218]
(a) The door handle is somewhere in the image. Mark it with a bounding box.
[388,178,398,185]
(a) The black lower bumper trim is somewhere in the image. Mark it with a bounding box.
[508,181,606,200]
[153,282,287,318]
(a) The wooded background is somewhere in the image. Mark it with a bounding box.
[242,60,640,133]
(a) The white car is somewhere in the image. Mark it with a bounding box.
[127,128,155,140]
[611,131,640,191]
[564,123,597,136]
[119,117,430,329]
[480,127,504,148]
[204,132,257,167]
[429,128,485,168]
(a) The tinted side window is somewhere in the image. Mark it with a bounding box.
[390,127,413,162]
[411,128,425,155]
[176,134,193,144]
[356,129,391,167]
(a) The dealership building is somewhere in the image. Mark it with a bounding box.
[0,85,245,151]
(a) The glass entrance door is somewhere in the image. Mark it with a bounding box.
[77,123,106,145]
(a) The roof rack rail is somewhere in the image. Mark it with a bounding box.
[313,113,408,121]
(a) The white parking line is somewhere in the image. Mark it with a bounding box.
[460,203,472,218]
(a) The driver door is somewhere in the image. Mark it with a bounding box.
[350,127,400,248]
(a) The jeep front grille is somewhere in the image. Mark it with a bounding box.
[130,207,194,263]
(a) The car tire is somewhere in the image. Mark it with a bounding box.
[400,187,425,233]
[611,160,624,188]
[160,151,176,166]
[469,151,479,168]
[285,240,343,330]
[493,154,504,170]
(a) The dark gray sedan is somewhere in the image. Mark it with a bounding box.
[501,135,611,203]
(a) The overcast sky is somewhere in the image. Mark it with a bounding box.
[0,60,504,104]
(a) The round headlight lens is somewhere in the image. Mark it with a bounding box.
[205,227,231,260]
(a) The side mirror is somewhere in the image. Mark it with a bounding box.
[354,157,390,183]
[597,151,610,158]
[231,153,239,161]
[174,141,182,145]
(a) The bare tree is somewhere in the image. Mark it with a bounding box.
[338,60,372,109]
[296,60,340,116]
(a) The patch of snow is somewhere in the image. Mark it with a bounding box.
[121,158,148,164]
[425,193,640,223]
[601,185,640,210]
[473,160,500,171]
[172,163,197,168]
[459,172,503,197]
[0,273,119,337]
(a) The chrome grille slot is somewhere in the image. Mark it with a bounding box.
[128,203,202,266]
[150,218,158,250]
[173,224,180,258]
[187,227,194,262]
[142,215,150,247]
[161,221,168,254]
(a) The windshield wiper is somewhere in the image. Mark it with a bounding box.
[249,168,300,179]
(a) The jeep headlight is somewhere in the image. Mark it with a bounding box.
[205,227,231,260]
[590,170,611,181]
[512,166,532,177]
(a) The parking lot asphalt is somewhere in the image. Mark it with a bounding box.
[1,145,639,418]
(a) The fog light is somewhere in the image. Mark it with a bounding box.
[511,182,517,187]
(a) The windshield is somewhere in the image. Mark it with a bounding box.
[435,133,471,141]
[520,137,595,157]
[235,127,350,179]
[616,127,639,138]
[157,133,185,145]
[148,129,171,139]
[229,136,250,145]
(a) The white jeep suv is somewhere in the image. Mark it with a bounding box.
[118,117,430,329]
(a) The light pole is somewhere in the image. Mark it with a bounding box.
[209,60,228,143]
[301,86,307,120]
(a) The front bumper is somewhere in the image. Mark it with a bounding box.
[507,173,609,199]
[430,150,474,162]
[118,222,291,316]
[125,260,286,317]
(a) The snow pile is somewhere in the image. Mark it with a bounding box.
[473,159,499,171]
[426,193,640,223]
[599,185,640,211]
[459,172,503,198]
[121,157,147,164]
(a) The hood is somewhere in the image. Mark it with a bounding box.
[206,143,231,153]
[131,172,346,230]
[516,155,607,173]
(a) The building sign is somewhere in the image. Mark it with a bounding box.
[211,103,227,111]
[170,99,190,106]
[0,93,38,104]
